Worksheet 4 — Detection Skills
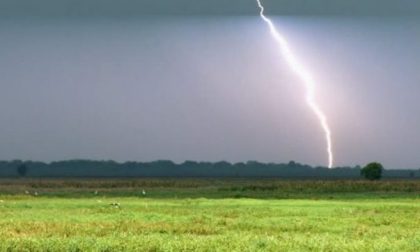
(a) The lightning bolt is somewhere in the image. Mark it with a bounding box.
[256,0,334,168]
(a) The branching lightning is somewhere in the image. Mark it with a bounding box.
[256,0,334,168]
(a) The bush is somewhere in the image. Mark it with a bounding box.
[17,164,28,177]
[361,162,383,180]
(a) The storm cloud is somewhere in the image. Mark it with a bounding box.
[0,0,419,17]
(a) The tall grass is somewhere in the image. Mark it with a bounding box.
[0,179,419,199]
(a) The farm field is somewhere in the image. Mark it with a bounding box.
[0,179,419,251]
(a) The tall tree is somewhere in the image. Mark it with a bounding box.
[17,164,27,177]
[361,162,383,180]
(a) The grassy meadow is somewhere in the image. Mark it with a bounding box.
[0,179,419,251]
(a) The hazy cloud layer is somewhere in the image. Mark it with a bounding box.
[0,0,419,17]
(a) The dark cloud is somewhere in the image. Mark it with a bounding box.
[0,0,419,17]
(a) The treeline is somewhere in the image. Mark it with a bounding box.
[0,160,418,179]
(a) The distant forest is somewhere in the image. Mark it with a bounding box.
[0,160,418,179]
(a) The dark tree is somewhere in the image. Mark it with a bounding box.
[409,171,415,178]
[361,162,383,180]
[17,164,27,177]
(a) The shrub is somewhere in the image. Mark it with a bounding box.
[17,164,28,177]
[361,162,383,180]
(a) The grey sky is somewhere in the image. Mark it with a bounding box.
[0,0,420,17]
[0,1,419,169]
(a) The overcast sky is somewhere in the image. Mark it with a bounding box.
[0,0,419,168]
[1,0,420,16]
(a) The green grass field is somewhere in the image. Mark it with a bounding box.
[0,179,419,251]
